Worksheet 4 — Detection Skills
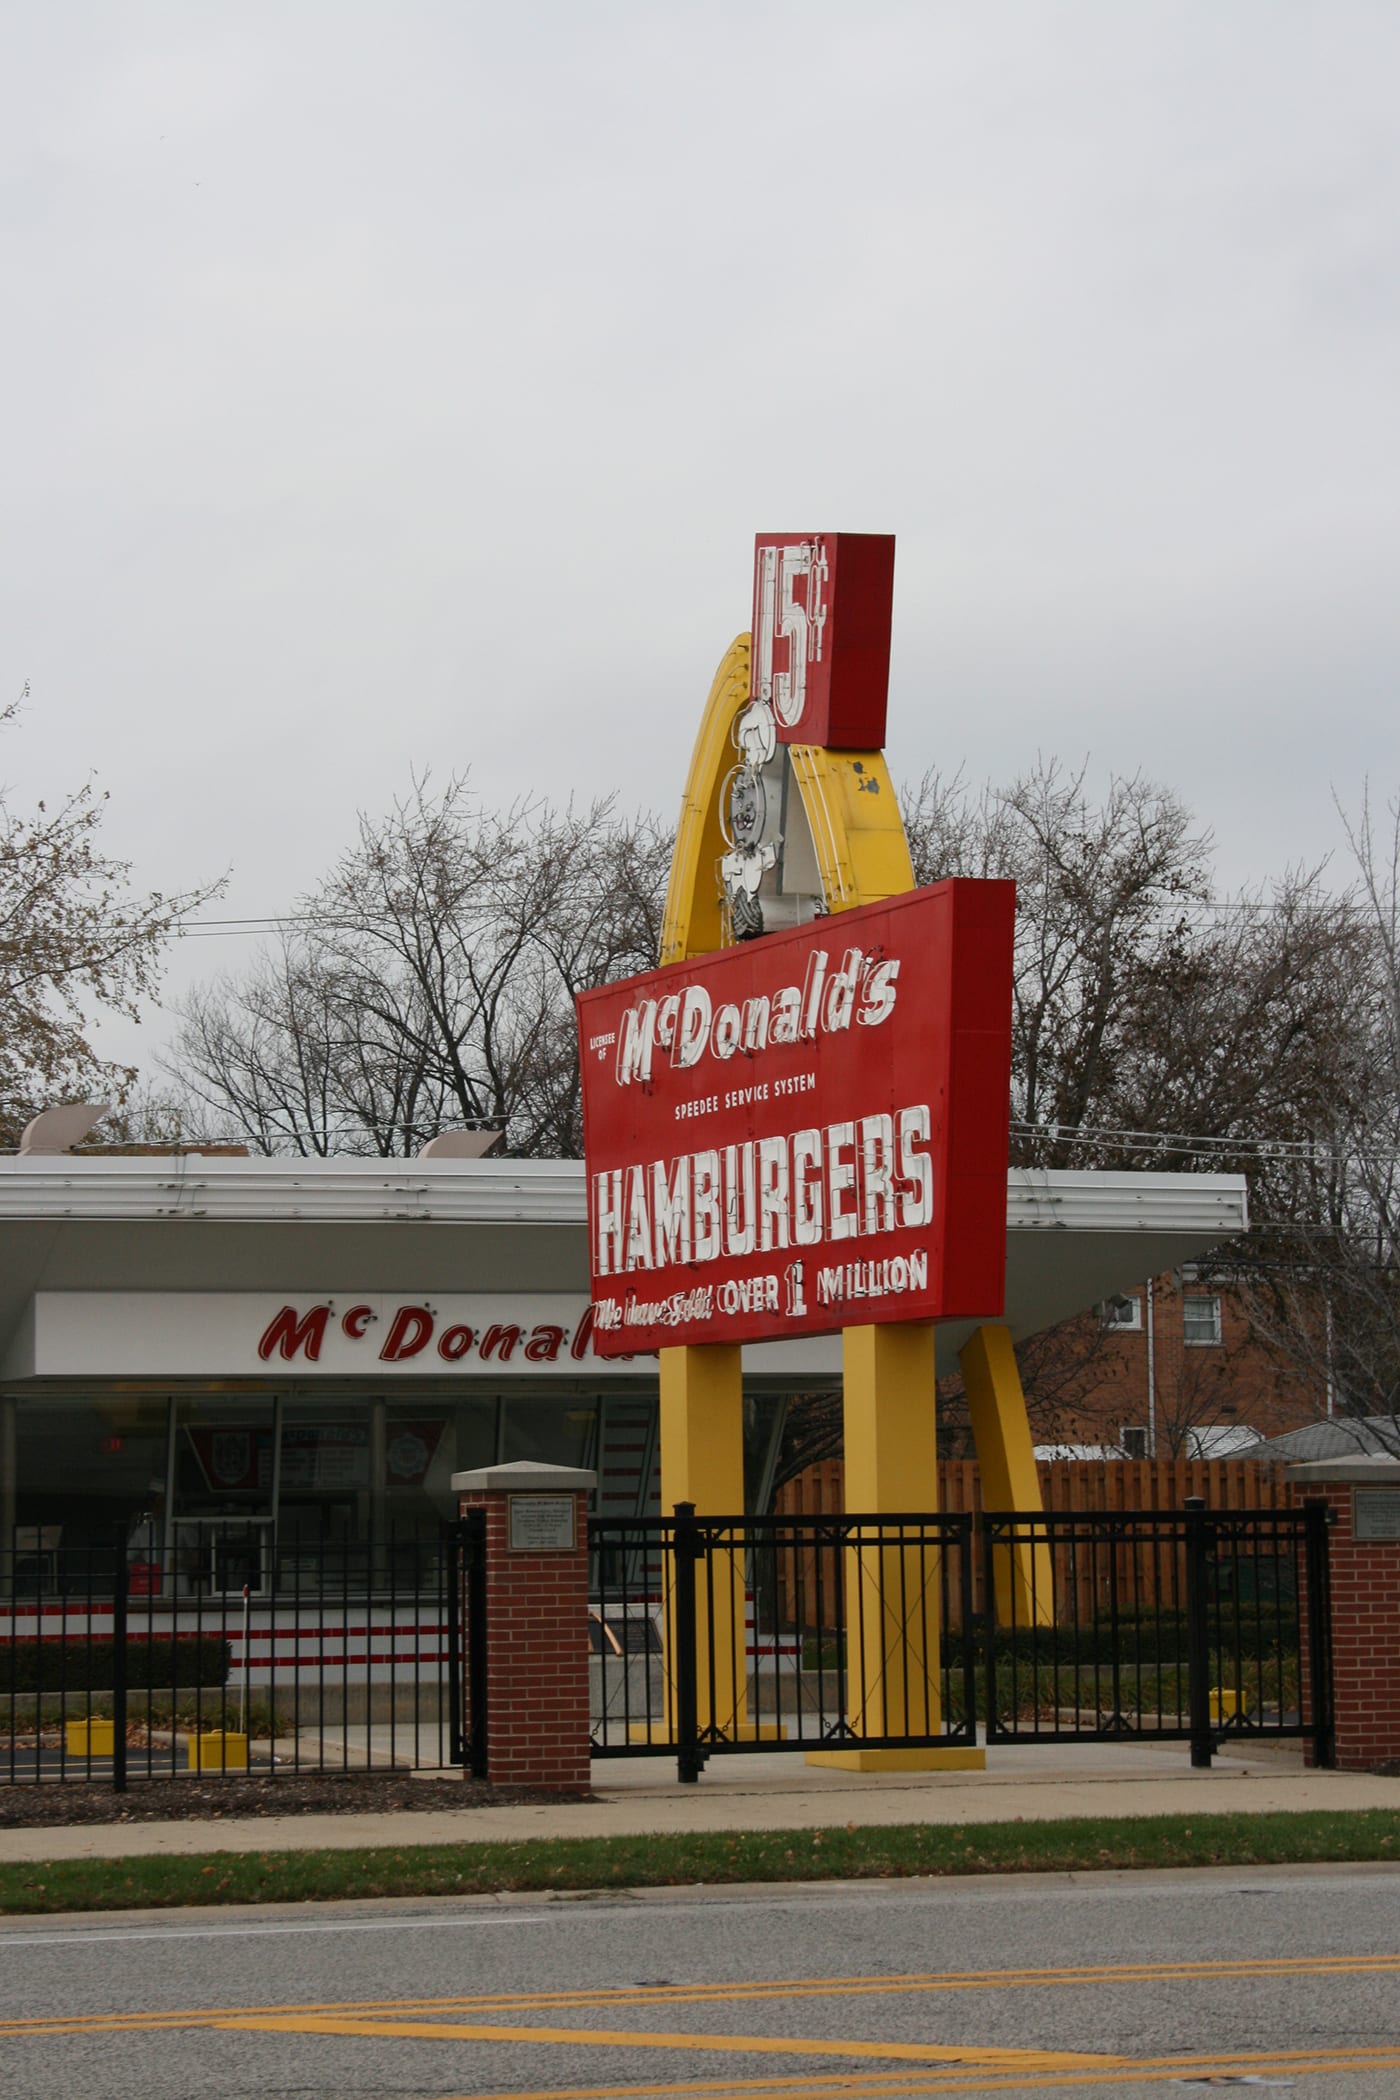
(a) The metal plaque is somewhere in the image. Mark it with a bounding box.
[508,1494,577,1552]
[1354,1488,1400,1542]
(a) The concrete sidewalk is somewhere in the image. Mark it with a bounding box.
[2,1742,1397,1865]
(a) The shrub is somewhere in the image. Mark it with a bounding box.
[0,1635,231,1694]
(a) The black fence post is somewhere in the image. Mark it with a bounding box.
[981,1517,1001,1743]
[461,1509,489,1781]
[446,1520,464,1769]
[111,1524,129,1795]
[1303,1497,1336,1770]
[1184,1496,1214,1769]
[672,1502,702,1785]
[957,1517,978,1748]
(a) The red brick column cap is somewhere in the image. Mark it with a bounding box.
[451,1460,597,1494]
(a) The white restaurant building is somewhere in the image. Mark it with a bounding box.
[0,1149,1249,1597]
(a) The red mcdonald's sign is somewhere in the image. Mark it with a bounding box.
[576,878,1015,1355]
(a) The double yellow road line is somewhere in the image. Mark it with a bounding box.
[5,1953,1400,2092]
[6,1948,1400,2038]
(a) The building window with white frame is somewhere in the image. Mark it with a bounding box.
[1183,1293,1223,1346]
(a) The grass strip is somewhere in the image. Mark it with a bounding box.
[3,1809,1400,1916]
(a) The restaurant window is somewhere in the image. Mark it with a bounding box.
[501,1398,596,1472]
[12,1394,172,1562]
[276,1397,497,1549]
[277,1400,370,1551]
[388,1397,495,1524]
[172,1395,277,1597]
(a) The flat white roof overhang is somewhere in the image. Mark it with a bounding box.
[0,1156,1247,1384]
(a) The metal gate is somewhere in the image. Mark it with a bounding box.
[590,1498,1334,1781]
[982,1498,1334,1767]
[589,1504,977,1781]
[2,1514,490,1790]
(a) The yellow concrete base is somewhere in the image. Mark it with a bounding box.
[65,1718,115,1758]
[805,1745,987,1773]
[187,1731,249,1771]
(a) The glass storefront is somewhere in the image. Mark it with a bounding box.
[502,1398,596,1470]
[2,1385,790,1592]
[4,1389,609,1566]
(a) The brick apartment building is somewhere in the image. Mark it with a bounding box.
[947,1266,1327,1461]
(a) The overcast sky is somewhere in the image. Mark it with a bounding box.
[4,3,1399,1083]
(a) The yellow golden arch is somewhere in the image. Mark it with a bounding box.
[654,635,1049,1771]
[661,634,914,960]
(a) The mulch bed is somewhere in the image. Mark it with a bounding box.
[0,1773,578,1828]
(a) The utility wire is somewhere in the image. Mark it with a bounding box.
[172,893,1389,942]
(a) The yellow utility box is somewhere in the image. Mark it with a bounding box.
[187,1731,249,1771]
[65,1717,115,1758]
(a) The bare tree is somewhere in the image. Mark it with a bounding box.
[165,776,671,1157]
[170,943,387,1156]
[897,760,1385,1459]
[902,760,1215,1164]
[0,692,224,1143]
[1241,789,1400,1428]
[902,760,1374,1186]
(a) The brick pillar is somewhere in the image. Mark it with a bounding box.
[1290,1456,1400,1772]
[452,1459,595,1794]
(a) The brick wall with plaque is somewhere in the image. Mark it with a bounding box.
[452,1460,595,1792]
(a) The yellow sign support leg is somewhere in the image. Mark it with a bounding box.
[650,1342,767,1743]
[808,1324,984,1771]
[960,1323,1054,1627]
[659,1342,745,1518]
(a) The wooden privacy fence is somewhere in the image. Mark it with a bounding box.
[770,1459,1292,1631]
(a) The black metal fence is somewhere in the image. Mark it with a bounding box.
[4,1500,1332,1789]
[982,1498,1334,1767]
[591,1499,1333,1781]
[589,1505,978,1780]
[1,1519,487,1788]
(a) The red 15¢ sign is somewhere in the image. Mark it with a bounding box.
[750,532,896,750]
[576,879,1015,1355]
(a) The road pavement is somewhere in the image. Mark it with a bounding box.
[3,1864,1400,2098]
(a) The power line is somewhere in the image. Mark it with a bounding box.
[1011,1122,1400,1168]
[170,894,1391,943]
[48,1118,1400,1169]
[1011,1120,1323,1157]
